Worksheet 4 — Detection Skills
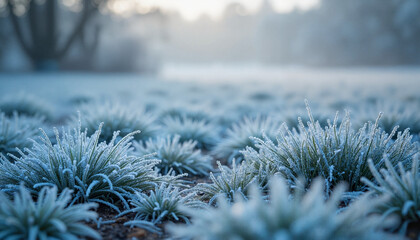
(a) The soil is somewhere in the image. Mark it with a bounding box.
[407,222,420,240]
[87,205,165,240]
[85,174,212,240]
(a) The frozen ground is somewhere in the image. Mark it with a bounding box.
[0,66,419,121]
[0,66,420,239]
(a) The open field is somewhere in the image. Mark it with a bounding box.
[0,67,419,239]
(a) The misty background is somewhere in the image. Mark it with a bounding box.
[0,0,420,73]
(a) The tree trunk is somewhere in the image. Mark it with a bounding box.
[7,0,98,71]
[33,58,60,71]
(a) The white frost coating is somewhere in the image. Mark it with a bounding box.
[169,176,399,240]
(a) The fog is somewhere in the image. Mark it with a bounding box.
[1,0,420,72]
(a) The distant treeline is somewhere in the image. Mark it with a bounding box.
[163,0,420,66]
[1,0,419,72]
[261,0,420,66]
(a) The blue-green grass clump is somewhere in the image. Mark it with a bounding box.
[0,112,43,159]
[75,102,158,143]
[355,101,420,136]
[0,185,100,239]
[122,183,206,234]
[213,116,281,163]
[169,177,399,240]
[243,102,418,193]
[0,122,172,212]
[362,155,420,233]
[194,160,256,204]
[161,116,219,150]
[134,135,212,176]
[159,107,213,122]
[0,93,52,119]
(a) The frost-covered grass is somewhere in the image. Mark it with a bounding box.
[0,122,174,212]
[284,106,336,129]
[0,73,419,239]
[0,112,43,159]
[161,116,219,150]
[169,177,398,240]
[122,183,205,234]
[194,160,256,204]
[213,116,282,163]
[355,101,420,135]
[0,93,52,120]
[158,107,213,122]
[243,103,418,193]
[74,102,158,143]
[362,155,420,233]
[0,185,100,239]
[134,135,212,176]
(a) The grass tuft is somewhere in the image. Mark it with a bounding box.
[74,102,158,143]
[134,135,212,176]
[122,183,206,234]
[0,112,43,159]
[169,177,399,240]
[0,185,100,239]
[161,116,219,150]
[213,116,282,163]
[243,101,418,192]
[194,160,256,204]
[0,122,170,212]
[362,154,420,233]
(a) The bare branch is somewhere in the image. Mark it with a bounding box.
[6,0,33,58]
[45,0,57,54]
[28,0,40,53]
[57,0,97,59]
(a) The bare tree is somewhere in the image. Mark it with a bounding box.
[5,0,103,70]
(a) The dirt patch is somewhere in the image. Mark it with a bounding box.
[87,205,163,240]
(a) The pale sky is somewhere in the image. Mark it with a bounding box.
[109,0,320,20]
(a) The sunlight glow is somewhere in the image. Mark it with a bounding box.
[107,0,137,16]
[271,0,320,12]
[138,0,254,21]
[136,0,318,21]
